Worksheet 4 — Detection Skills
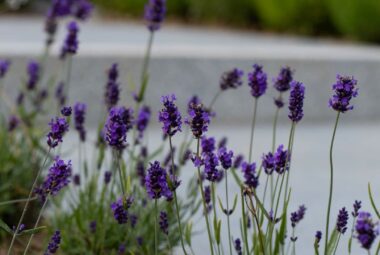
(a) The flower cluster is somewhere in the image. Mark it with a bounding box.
[248,64,267,98]
[186,102,210,139]
[262,144,290,175]
[60,21,79,59]
[104,63,120,109]
[201,136,216,154]
[329,75,358,113]
[145,161,172,200]
[8,115,20,132]
[44,230,61,255]
[355,212,379,249]
[218,147,233,170]
[274,66,294,92]
[35,157,72,201]
[47,117,69,148]
[234,238,242,255]
[104,171,112,185]
[220,68,244,91]
[288,81,305,122]
[336,207,349,234]
[158,94,182,137]
[144,0,166,32]
[61,106,72,117]
[26,60,40,90]
[111,196,134,224]
[159,211,169,235]
[290,205,306,228]
[0,59,10,78]
[203,152,222,182]
[352,200,362,217]
[241,162,259,189]
[105,106,134,150]
[136,106,151,140]
[74,102,87,142]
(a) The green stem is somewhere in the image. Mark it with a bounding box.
[272,106,280,152]
[155,199,158,255]
[324,112,340,255]
[241,188,249,255]
[138,31,154,102]
[211,183,221,255]
[283,123,296,208]
[225,171,233,255]
[23,196,49,255]
[64,55,72,101]
[332,234,341,255]
[114,151,125,196]
[196,139,215,255]
[7,151,50,255]
[248,99,258,163]
[0,197,37,207]
[169,137,188,255]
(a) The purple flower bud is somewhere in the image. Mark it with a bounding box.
[203,152,222,182]
[136,161,146,186]
[104,171,112,184]
[47,117,69,148]
[355,211,378,249]
[0,59,11,78]
[158,94,182,137]
[234,238,242,255]
[60,21,79,59]
[159,211,169,235]
[26,60,40,90]
[201,136,216,154]
[274,145,290,174]
[233,154,244,168]
[329,75,358,113]
[74,102,86,142]
[130,214,138,228]
[220,68,244,91]
[111,196,133,224]
[145,161,172,200]
[204,185,212,214]
[118,243,126,254]
[144,0,166,32]
[73,0,93,20]
[105,106,134,150]
[274,97,284,108]
[336,207,349,234]
[60,106,72,117]
[274,66,294,92]
[262,152,275,175]
[288,81,305,122]
[136,105,151,140]
[290,205,306,228]
[45,230,61,255]
[248,64,267,98]
[73,174,80,186]
[55,82,66,107]
[8,115,20,132]
[218,147,233,170]
[104,63,120,110]
[241,162,259,189]
[352,200,362,217]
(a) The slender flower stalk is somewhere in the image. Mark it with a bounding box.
[155,199,158,255]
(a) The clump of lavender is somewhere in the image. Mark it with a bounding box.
[47,117,69,148]
[290,205,306,228]
[329,75,358,113]
[144,0,166,32]
[355,212,379,249]
[336,207,349,234]
[44,230,61,255]
[105,106,134,150]
[220,68,244,91]
[8,115,20,132]
[74,102,86,142]
[352,200,362,217]
[145,161,172,200]
[35,157,72,201]
[186,103,210,139]
[60,106,72,117]
[241,162,259,189]
[218,147,233,170]
[104,63,120,110]
[159,211,169,235]
[274,66,294,92]
[288,81,305,122]
[158,94,182,137]
[26,60,40,90]
[234,238,242,255]
[136,106,151,140]
[111,196,133,224]
[0,59,10,78]
[60,21,79,59]
[204,185,212,213]
[248,64,267,98]
[104,171,112,185]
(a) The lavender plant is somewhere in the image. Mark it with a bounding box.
[1,1,380,255]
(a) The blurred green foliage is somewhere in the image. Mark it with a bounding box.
[92,0,380,41]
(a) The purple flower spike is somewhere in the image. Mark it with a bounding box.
[274,145,290,174]
[60,106,72,117]
[111,197,133,224]
[60,21,79,59]
[204,185,212,213]
[158,94,182,137]
[144,0,166,32]
[26,60,40,90]
[234,238,242,255]
[274,66,294,92]
[44,230,61,255]
[35,157,72,201]
[186,102,210,139]
[355,212,379,249]
[233,154,244,169]
[218,147,233,170]
[105,106,134,150]
[290,205,306,228]
[288,81,305,122]
[73,0,93,21]
[220,68,244,91]
[47,117,69,148]
[159,211,169,235]
[241,162,259,189]
[352,200,362,217]
[74,102,86,142]
[201,136,216,154]
[136,106,151,140]
[329,75,358,113]
[145,161,172,200]
[8,115,20,132]
[104,171,112,184]
[262,152,275,175]
[336,207,349,234]
[248,64,267,98]
[315,231,322,246]
[73,174,80,186]
[0,59,10,78]
[187,95,201,113]
[203,152,222,182]
[105,63,120,110]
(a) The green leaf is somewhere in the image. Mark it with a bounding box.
[230,168,242,186]
[19,226,46,236]
[138,73,149,102]
[217,196,225,214]
[215,220,221,245]
[251,191,271,221]
[326,229,339,255]
[231,194,238,213]
[185,222,193,246]
[368,183,380,219]
[0,218,12,234]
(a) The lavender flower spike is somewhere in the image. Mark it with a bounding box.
[74,102,86,142]
[158,94,182,137]
[290,205,306,228]
[203,152,222,182]
[159,211,169,235]
[145,161,172,200]
[220,68,244,91]
[218,147,233,170]
[355,211,379,249]
[44,230,61,255]
[104,63,120,109]
[73,0,93,21]
[352,200,362,217]
[336,207,349,234]
[26,60,40,90]
[105,106,134,150]
[136,105,151,140]
[329,75,358,113]
[47,117,69,148]
[0,59,10,79]
[248,64,267,98]
[288,81,305,122]
[144,0,166,32]
[111,196,133,224]
[262,152,275,175]
[241,162,259,189]
[60,21,79,59]
[274,66,294,92]
[274,144,290,174]
[186,102,210,139]
[234,238,242,255]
